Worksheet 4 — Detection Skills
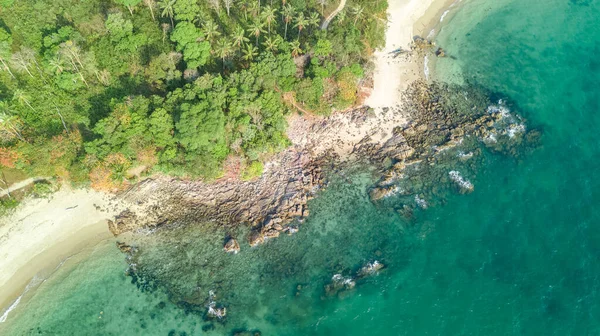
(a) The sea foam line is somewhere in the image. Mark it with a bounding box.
[0,274,44,323]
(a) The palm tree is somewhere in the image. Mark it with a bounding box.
[247,21,265,46]
[224,0,234,16]
[261,6,277,34]
[294,12,308,39]
[351,5,364,26]
[262,36,280,53]
[232,27,250,49]
[336,9,347,24]
[12,89,37,114]
[290,40,302,57]
[159,0,176,27]
[242,43,258,62]
[248,1,260,19]
[238,0,250,20]
[0,102,26,142]
[308,12,320,33]
[282,4,294,40]
[203,21,222,43]
[48,55,65,75]
[317,0,327,15]
[144,0,156,20]
[215,38,233,69]
[11,51,34,78]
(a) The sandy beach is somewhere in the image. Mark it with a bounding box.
[0,0,458,324]
[0,187,123,321]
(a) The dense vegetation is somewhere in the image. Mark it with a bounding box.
[0,0,386,190]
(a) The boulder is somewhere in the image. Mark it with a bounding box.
[223,238,240,254]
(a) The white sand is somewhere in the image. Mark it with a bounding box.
[366,0,452,108]
[0,186,123,319]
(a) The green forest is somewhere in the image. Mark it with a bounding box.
[0,0,386,191]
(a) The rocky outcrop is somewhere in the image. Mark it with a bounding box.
[109,151,329,246]
[366,81,540,213]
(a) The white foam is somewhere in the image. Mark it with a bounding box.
[415,195,428,209]
[507,123,526,138]
[440,9,450,22]
[424,55,430,80]
[457,151,474,160]
[449,171,474,191]
[427,28,436,39]
[0,275,43,323]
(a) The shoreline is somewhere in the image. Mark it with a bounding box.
[0,0,461,324]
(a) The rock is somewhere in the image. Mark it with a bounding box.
[108,210,138,236]
[248,231,265,247]
[263,229,280,240]
[325,274,356,296]
[116,242,134,254]
[369,185,398,201]
[436,48,446,57]
[358,260,385,277]
[223,238,240,254]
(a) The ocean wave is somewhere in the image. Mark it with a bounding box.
[424,55,430,80]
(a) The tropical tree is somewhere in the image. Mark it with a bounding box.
[144,0,156,20]
[262,36,280,53]
[294,12,308,39]
[58,41,88,87]
[242,43,258,62]
[48,55,66,75]
[208,0,220,13]
[351,5,364,26]
[0,102,26,143]
[238,0,250,20]
[12,89,37,114]
[290,40,302,57]
[203,20,222,43]
[159,0,176,27]
[232,26,249,49]
[261,6,277,34]
[224,0,234,16]
[336,9,347,24]
[309,12,320,33]
[117,0,142,16]
[282,4,294,40]
[247,20,265,46]
[317,0,327,15]
[215,38,233,69]
[11,50,34,78]
[0,35,15,79]
[248,1,260,19]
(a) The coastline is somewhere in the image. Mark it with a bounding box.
[0,0,459,324]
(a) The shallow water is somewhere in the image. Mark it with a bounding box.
[3,0,600,334]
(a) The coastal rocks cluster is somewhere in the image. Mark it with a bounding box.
[366,81,541,214]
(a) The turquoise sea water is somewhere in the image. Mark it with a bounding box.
[3,0,600,334]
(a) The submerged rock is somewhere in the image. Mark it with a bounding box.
[206,291,227,320]
[325,274,356,297]
[358,260,385,277]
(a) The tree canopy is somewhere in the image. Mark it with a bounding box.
[0,0,387,189]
